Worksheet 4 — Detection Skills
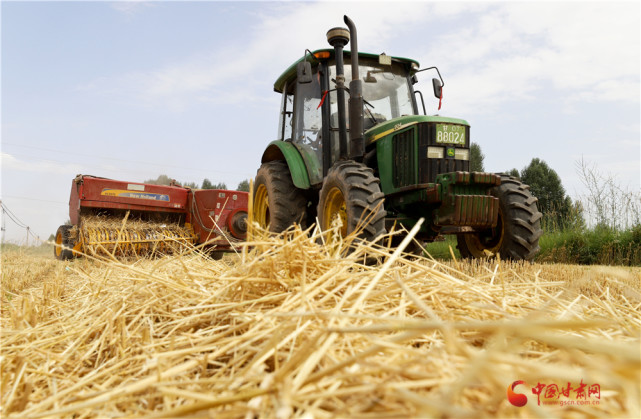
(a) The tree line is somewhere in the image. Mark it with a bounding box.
[143,175,250,192]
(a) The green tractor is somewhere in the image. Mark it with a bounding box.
[253,16,542,260]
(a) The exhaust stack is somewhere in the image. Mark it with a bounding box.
[326,26,350,160]
[344,15,364,161]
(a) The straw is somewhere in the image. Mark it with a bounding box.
[1,225,639,418]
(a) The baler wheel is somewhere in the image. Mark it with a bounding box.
[54,225,74,260]
[317,160,386,244]
[456,174,543,261]
[252,161,307,233]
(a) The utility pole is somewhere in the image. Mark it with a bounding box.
[0,199,4,245]
[26,226,30,247]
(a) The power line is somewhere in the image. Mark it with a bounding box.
[4,210,28,229]
[2,203,28,228]
[0,201,44,244]
[4,151,254,184]
[3,195,68,205]
[3,143,254,177]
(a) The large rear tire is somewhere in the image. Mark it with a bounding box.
[317,161,386,243]
[54,225,74,260]
[457,174,543,261]
[253,161,307,233]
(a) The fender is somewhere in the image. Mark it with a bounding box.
[261,141,311,189]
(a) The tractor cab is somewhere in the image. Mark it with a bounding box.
[272,49,428,185]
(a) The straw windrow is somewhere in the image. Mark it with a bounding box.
[1,225,639,417]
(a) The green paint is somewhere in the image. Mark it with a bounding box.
[365,115,469,147]
[292,143,323,186]
[261,141,311,189]
[373,115,469,196]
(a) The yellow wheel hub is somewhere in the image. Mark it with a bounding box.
[323,187,347,238]
[464,210,505,257]
[55,231,63,258]
[253,183,270,230]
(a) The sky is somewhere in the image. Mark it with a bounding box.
[1,0,639,244]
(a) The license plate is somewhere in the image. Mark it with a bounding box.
[436,124,466,145]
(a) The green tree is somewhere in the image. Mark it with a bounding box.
[201,180,228,189]
[520,158,575,231]
[143,174,173,185]
[183,181,198,189]
[506,168,521,179]
[236,179,250,192]
[470,142,485,172]
[202,178,214,189]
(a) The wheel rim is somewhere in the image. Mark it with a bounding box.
[73,240,82,256]
[464,210,505,257]
[253,184,270,230]
[55,231,63,258]
[322,186,348,238]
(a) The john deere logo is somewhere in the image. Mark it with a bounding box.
[447,148,455,157]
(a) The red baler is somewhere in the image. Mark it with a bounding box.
[54,175,248,259]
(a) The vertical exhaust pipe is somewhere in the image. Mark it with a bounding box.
[344,15,364,161]
[326,26,350,160]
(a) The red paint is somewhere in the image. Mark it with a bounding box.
[189,189,249,244]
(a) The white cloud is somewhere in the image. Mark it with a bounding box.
[82,2,438,111]
[78,0,640,199]
[421,2,640,116]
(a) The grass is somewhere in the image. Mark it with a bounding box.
[538,225,641,266]
[422,236,460,260]
[417,224,641,266]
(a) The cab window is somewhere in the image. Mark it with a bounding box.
[277,83,293,141]
[293,68,323,157]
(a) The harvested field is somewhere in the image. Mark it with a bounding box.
[1,225,640,418]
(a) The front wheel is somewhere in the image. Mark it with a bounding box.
[317,161,386,243]
[252,161,307,233]
[457,174,543,261]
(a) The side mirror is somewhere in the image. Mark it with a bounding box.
[297,61,313,84]
[432,78,442,98]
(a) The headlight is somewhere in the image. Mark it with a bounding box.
[455,148,470,160]
[427,146,444,159]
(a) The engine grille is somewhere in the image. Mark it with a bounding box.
[418,123,470,183]
[392,129,416,188]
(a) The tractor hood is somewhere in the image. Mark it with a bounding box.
[364,115,470,146]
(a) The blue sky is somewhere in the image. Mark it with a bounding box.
[1,0,639,243]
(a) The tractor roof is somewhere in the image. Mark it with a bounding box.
[274,48,420,93]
